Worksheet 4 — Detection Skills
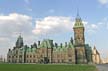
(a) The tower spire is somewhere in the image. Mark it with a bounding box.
[16,32,24,48]
[76,8,81,20]
[77,8,79,17]
[73,8,84,28]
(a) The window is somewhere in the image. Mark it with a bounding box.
[8,60,10,62]
[8,56,11,58]
[62,60,64,63]
[26,55,28,58]
[57,55,60,58]
[30,55,32,58]
[19,55,22,58]
[69,59,72,62]
[16,50,18,54]
[58,60,60,63]
[33,55,35,58]
[42,49,44,53]
[68,54,72,57]
[26,60,28,63]
[12,56,14,58]
[30,60,31,63]
[33,60,35,63]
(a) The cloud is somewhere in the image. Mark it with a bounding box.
[82,22,98,34]
[85,17,108,34]
[0,13,33,36]
[0,13,34,58]
[32,16,74,35]
[0,37,9,42]
[32,16,100,36]
[98,17,108,29]
[98,0,108,5]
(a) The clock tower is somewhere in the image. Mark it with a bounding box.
[73,13,87,64]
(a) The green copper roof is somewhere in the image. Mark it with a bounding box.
[39,39,53,48]
[53,41,74,52]
[73,14,84,28]
[16,35,24,47]
[26,47,36,53]
[68,42,74,48]
[53,46,68,52]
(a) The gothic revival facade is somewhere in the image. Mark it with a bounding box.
[7,15,95,64]
[92,46,101,64]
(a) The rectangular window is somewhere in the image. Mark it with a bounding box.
[68,54,72,57]
[30,55,32,58]
[19,55,22,58]
[34,55,35,58]
[69,59,72,62]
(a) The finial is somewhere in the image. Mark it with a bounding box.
[77,8,79,17]
[76,8,80,19]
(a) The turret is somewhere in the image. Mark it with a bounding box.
[60,43,62,48]
[38,41,40,46]
[70,37,73,44]
[16,35,23,48]
[33,42,37,48]
[55,43,58,48]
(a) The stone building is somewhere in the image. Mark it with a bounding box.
[7,14,95,64]
[92,46,101,64]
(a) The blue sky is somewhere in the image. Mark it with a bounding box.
[0,0,108,60]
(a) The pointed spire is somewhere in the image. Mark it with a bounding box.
[16,33,24,48]
[76,8,81,20]
[77,8,79,18]
[73,9,84,28]
[70,37,73,44]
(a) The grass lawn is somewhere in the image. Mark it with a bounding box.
[0,64,97,71]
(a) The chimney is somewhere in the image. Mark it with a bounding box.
[55,43,58,48]
[38,41,40,46]
[65,42,67,47]
[60,43,62,48]
[70,37,73,44]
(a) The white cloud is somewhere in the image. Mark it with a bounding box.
[0,13,33,36]
[0,37,9,42]
[85,17,108,34]
[32,16,74,35]
[91,24,98,29]
[32,16,99,36]
[84,23,98,34]
[98,17,108,29]
[0,13,34,58]
[98,0,108,5]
